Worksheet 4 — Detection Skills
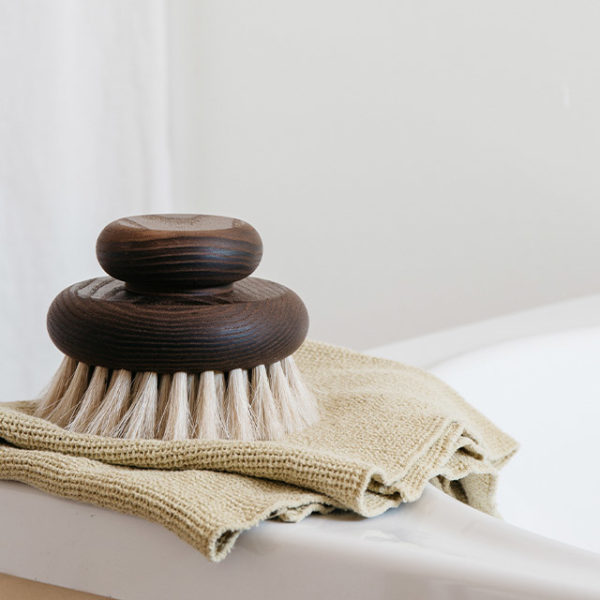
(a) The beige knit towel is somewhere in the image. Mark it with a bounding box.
[0,340,517,562]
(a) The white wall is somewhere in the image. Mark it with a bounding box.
[2,1,600,401]
[0,0,172,400]
[168,0,600,349]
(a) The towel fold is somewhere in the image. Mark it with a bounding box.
[0,340,517,561]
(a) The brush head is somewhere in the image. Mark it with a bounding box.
[38,214,318,441]
[46,214,309,373]
[96,214,263,292]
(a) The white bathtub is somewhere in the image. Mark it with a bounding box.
[1,299,600,599]
[430,326,600,556]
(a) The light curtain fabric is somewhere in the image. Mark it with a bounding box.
[0,0,172,403]
[0,341,517,561]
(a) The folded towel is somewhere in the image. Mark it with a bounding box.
[0,340,517,561]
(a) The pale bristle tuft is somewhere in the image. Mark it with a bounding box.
[194,371,225,440]
[37,353,319,441]
[214,371,226,433]
[162,372,190,440]
[187,374,197,404]
[84,369,132,436]
[115,372,158,439]
[251,364,285,440]
[268,360,300,433]
[214,372,226,403]
[47,362,90,427]
[224,369,256,441]
[281,356,319,427]
[35,356,78,419]
[67,366,109,432]
[156,374,172,438]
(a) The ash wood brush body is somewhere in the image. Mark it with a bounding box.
[35,214,318,441]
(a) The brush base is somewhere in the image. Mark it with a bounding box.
[47,276,309,373]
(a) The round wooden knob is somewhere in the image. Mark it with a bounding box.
[47,277,308,373]
[47,213,309,373]
[96,214,263,292]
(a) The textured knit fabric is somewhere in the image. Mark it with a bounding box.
[0,340,517,561]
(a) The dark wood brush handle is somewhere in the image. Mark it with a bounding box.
[96,214,263,291]
[47,277,308,373]
[47,213,309,372]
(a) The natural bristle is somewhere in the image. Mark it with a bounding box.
[68,366,109,432]
[37,357,319,442]
[115,372,158,439]
[84,369,131,436]
[194,371,225,440]
[35,356,78,420]
[252,364,284,440]
[162,372,190,440]
[224,369,256,441]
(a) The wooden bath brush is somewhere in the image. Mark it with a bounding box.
[35,214,318,441]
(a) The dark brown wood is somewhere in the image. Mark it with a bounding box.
[47,276,309,373]
[48,213,308,373]
[96,214,263,290]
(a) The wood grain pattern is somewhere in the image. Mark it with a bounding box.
[47,277,309,373]
[48,214,308,372]
[96,214,263,290]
